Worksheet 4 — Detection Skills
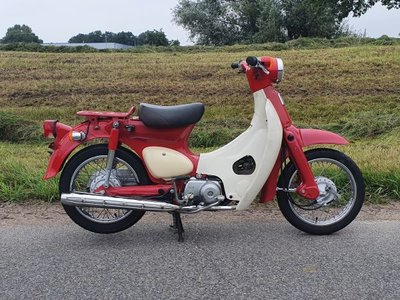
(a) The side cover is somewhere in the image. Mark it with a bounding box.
[142,146,194,179]
[196,90,283,210]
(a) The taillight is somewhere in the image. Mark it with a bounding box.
[43,120,58,139]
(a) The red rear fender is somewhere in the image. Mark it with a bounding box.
[43,122,105,179]
[44,123,78,179]
[44,140,79,179]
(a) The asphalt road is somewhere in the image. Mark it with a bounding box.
[1,208,399,300]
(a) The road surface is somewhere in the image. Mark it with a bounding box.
[1,203,399,299]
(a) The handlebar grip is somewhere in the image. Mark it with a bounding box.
[246,56,258,67]
[231,63,240,69]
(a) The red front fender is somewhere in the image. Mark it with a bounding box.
[299,128,348,147]
[260,127,349,202]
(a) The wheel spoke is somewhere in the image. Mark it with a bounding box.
[287,157,358,226]
[68,154,140,224]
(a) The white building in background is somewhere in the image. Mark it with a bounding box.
[42,42,133,49]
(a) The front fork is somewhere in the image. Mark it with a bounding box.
[103,121,120,189]
[282,127,319,200]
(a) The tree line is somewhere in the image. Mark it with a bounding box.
[173,0,400,45]
[0,25,180,46]
[68,30,180,46]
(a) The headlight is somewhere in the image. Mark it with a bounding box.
[276,58,284,83]
[259,56,284,84]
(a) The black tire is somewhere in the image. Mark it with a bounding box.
[277,148,365,235]
[60,144,151,234]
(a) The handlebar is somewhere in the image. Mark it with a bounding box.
[231,56,269,75]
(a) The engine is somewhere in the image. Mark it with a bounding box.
[183,178,223,205]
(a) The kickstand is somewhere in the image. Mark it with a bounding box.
[170,212,185,242]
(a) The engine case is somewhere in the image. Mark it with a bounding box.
[183,178,222,205]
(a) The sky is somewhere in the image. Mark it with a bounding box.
[0,0,399,45]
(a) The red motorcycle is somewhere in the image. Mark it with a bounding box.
[43,56,365,241]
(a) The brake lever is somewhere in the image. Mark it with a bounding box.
[257,62,270,75]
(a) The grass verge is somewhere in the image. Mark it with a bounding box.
[0,143,58,202]
[0,134,398,203]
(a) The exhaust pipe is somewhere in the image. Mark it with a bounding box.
[61,193,180,212]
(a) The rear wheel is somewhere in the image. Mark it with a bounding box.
[60,144,151,234]
[277,148,365,235]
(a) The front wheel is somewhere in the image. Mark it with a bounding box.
[277,148,365,235]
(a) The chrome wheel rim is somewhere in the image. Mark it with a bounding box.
[69,155,139,224]
[287,158,357,226]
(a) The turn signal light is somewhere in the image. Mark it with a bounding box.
[68,131,86,141]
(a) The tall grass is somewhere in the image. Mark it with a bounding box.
[0,111,42,143]
[0,143,57,201]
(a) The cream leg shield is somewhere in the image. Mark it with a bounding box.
[196,90,283,210]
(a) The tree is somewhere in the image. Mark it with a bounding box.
[137,29,169,46]
[69,30,109,43]
[69,30,177,46]
[174,0,289,44]
[113,31,137,46]
[230,0,262,41]
[68,33,87,43]
[69,31,138,45]
[173,0,400,45]
[173,0,241,45]
[86,30,104,43]
[1,24,42,43]
[252,0,286,43]
[173,0,304,44]
[281,0,341,40]
[328,0,400,18]
[170,39,181,46]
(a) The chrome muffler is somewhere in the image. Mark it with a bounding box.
[61,193,180,212]
[61,193,237,213]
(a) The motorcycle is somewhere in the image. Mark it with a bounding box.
[43,56,365,242]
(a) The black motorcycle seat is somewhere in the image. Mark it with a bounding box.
[139,102,205,128]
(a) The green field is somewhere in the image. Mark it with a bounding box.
[0,44,399,202]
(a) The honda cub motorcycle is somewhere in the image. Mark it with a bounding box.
[43,56,365,241]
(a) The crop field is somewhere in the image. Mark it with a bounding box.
[0,44,399,202]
